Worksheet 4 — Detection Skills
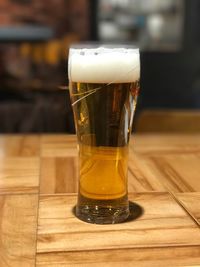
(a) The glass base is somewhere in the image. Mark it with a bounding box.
[76,194,130,224]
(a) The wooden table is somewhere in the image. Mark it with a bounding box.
[0,134,200,266]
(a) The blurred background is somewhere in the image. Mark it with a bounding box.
[0,0,200,133]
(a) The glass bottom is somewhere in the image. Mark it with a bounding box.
[76,194,130,224]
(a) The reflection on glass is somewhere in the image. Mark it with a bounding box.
[68,45,140,224]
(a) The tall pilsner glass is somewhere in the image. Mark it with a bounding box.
[68,45,140,224]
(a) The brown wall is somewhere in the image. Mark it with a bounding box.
[0,0,90,39]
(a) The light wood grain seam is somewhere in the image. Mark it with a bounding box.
[0,189,39,195]
[158,188,200,228]
[132,156,200,228]
[36,243,200,254]
[38,224,198,236]
[0,192,39,196]
[148,160,200,227]
[150,157,194,192]
[173,197,200,227]
[37,242,200,254]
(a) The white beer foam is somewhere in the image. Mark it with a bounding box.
[69,47,140,83]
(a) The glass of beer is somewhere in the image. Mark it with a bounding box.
[68,45,140,224]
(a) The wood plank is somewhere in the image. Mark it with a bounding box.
[0,135,40,157]
[144,154,200,193]
[37,193,200,254]
[41,135,77,157]
[40,157,78,194]
[131,134,200,155]
[0,194,38,267]
[135,109,200,133]
[0,157,39,194]
[41,134,200,157]
[175,193,200,225]
[41,135,166,194]
[128,153,166,192]
[40,153,165,195]
[36,245,200,267]
[40,134,200,194]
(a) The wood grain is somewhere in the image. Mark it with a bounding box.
[0,194,38,267]
[135,109,200,133]
[37,193,200,254]
[145,154,200,193]
[0,135,40,157]
[40,157,78,194]
[175,192,200,225]
[36,246,200,267]
[40,153,165,195]
[0,133,200,266]
[131,134,200,155]
[0,157,39,194]
[128,153,166,192]
[41,135,78,157]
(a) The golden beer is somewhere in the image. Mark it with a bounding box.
[68,46,140,224]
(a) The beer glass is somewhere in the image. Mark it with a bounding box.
[68,45,140,224]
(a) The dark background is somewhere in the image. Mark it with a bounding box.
[139,0,200,111]
[0,0,200,133]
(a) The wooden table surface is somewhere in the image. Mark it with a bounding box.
[0,134,200,267]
